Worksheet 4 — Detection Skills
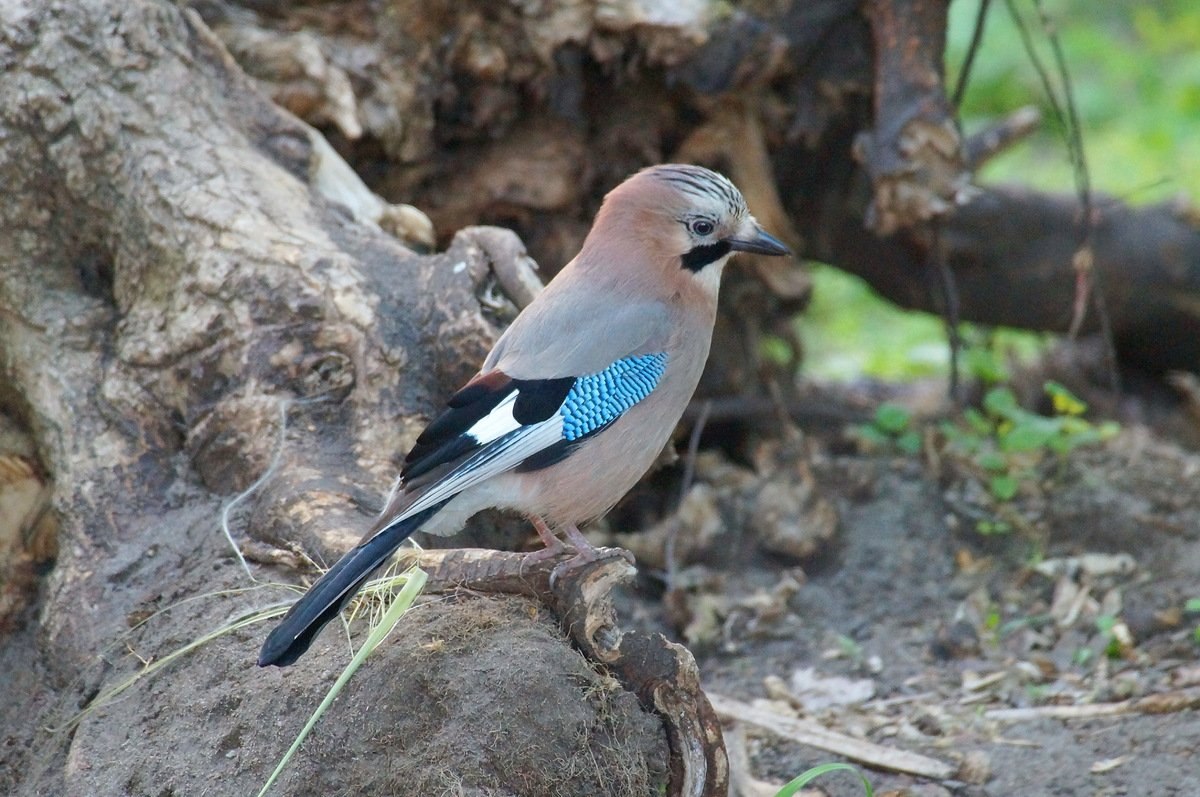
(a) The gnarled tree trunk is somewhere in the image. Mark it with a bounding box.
[1,3,673,795]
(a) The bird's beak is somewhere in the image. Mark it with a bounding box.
[727,226,791,257]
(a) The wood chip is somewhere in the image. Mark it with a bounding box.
[708,693,957,780]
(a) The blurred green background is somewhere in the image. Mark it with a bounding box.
[800,0,1200,381]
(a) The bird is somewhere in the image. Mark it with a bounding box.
[258,164,790,667]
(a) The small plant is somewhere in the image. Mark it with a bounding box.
[963,343,1011,385]
[857,402,921,454]
[1094,614,1124,659]
[1185,597,1200,645]
[941,381,1118,533]
[833,633,865,666]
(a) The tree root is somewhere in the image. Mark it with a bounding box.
[405,547,730,797]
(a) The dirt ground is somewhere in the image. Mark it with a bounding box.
[610,403,1200,796]
[4,376,1200,796]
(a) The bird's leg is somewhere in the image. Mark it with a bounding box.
[521,514,570,563]
[529,513,563,548]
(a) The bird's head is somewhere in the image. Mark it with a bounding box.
[585,164,791,296]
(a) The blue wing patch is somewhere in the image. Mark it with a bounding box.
[560,353,668,441]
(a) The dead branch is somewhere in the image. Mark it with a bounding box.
[802,184,1200,372]
[963,106,1042,170]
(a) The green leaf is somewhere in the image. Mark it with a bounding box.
[964,346,1010,384]
[873,402,911,434]
[760,335,793,366]
[1001,419,1060,452]
[856,425,891,447]
[983,386,1020,419]
[976,518,1012,535]
[989,474,1019,501]
[977,451,1008,472]
[896,430,922,454]
[1045,380,1088,416]
[965,407,994,436]
[835,634,863,660]
[1185,598,1200,613]
[1052,428,1099,454]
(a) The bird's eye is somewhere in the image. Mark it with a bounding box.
[689,219,715,237]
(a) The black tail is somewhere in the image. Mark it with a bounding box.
[257,503,444,667]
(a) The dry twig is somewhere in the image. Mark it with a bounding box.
[708,693,957,780]
[985,687,1200,722]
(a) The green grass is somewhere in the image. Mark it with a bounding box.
[802,1,1199,381]
[773,763,874,796]
[258,566,428,796]
[799,266,951,381]
[799,266,1048,381]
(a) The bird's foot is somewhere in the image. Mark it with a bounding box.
[521,514,572,565]
[554,524,634,579]
[524,516,634,576]
[534,517,604,562]
[520,540,570,565]
[561,523,600,560]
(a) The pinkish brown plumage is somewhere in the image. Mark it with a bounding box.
[259,164,790,667]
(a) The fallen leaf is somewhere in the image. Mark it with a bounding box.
[789,666,875,711]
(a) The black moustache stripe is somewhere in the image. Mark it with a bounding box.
[680,240,732,272]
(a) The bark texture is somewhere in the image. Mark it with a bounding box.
[199,0,1199,375]
[0,2,665,794]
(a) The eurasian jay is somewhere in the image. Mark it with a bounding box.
[258,164,790,667]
